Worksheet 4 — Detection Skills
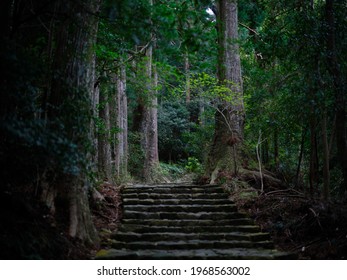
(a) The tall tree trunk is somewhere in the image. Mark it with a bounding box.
[114,65,128,177]
[46,0,100,244]
[309,114,318,195]
[273,128,279,170]
[208,0,245,183]
[322,110,330,199]
[326,0,347,192]
[143,46,159,182]
[91,81,100,172]
[295,126,306,188]
[137,0,159,182]
[98,89,113,181]
[184,50,191,104]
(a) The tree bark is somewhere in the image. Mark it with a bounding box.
[322,110,330,199]
[273,128,279,170]
[46,0,100,244]
[143,46,160,182]
[295,126,306,188]
[91,81,99,172]
[207,0,245,182]
[309,114,318,195]
[184,50,191,104]
[114,65,128,177]
[98,89,113,181]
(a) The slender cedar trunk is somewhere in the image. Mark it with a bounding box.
[273,128,279,170]
[98,88,113,181]
[322,110,330,199]
[114,65,128,177]
[140,0,159,182]
[91,79,100,172]
[262,139,269,166]
[46,0,100,244]
[329,115,336,155]
[184,50,191,104]
[326,0,347,191]
[207,0,245,182]
[309,114,318,195]
[114,73,120,177]
[295,126,306,188]
[121,66,128,176]
[141,45,152,180]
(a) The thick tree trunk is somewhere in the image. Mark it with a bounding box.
[143,45,160,182]
[45,0,100,244]
[207,0,245,182]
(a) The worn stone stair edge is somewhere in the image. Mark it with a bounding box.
[122,193,229,199]
[123,198,233,205]
[122,211,246,219]
[96,248,295,260]
[109,239,274,250]
[121,218,255,226]
[122,205,238,212]
[126,184,220,188]
[111,232,270,242]
[123,188,226,194]
[118,225,262,233]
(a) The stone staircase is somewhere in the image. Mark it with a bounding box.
[96,184,294,259]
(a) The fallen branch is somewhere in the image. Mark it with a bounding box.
[265,188,306,197]
[256,130,264,193]
[309,207,324,231]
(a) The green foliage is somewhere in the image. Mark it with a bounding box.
[159,162,186,180]
[128,132,145,177]
[240,0,347,192]
[158,101,190,162]
[185,157,203,174]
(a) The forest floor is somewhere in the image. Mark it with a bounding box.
[229,183,347,259]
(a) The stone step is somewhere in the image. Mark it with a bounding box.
[125,184,220,189]
[122,193,228,200]
[118,224,262,234]
[121,218,255,226]
[123,198,232,205]
[111,231,270,243]
[122,211,245,220]
[96,248,294,260]
[109,239,274,250]
[123,204,237,213]
[123,186,226,194]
